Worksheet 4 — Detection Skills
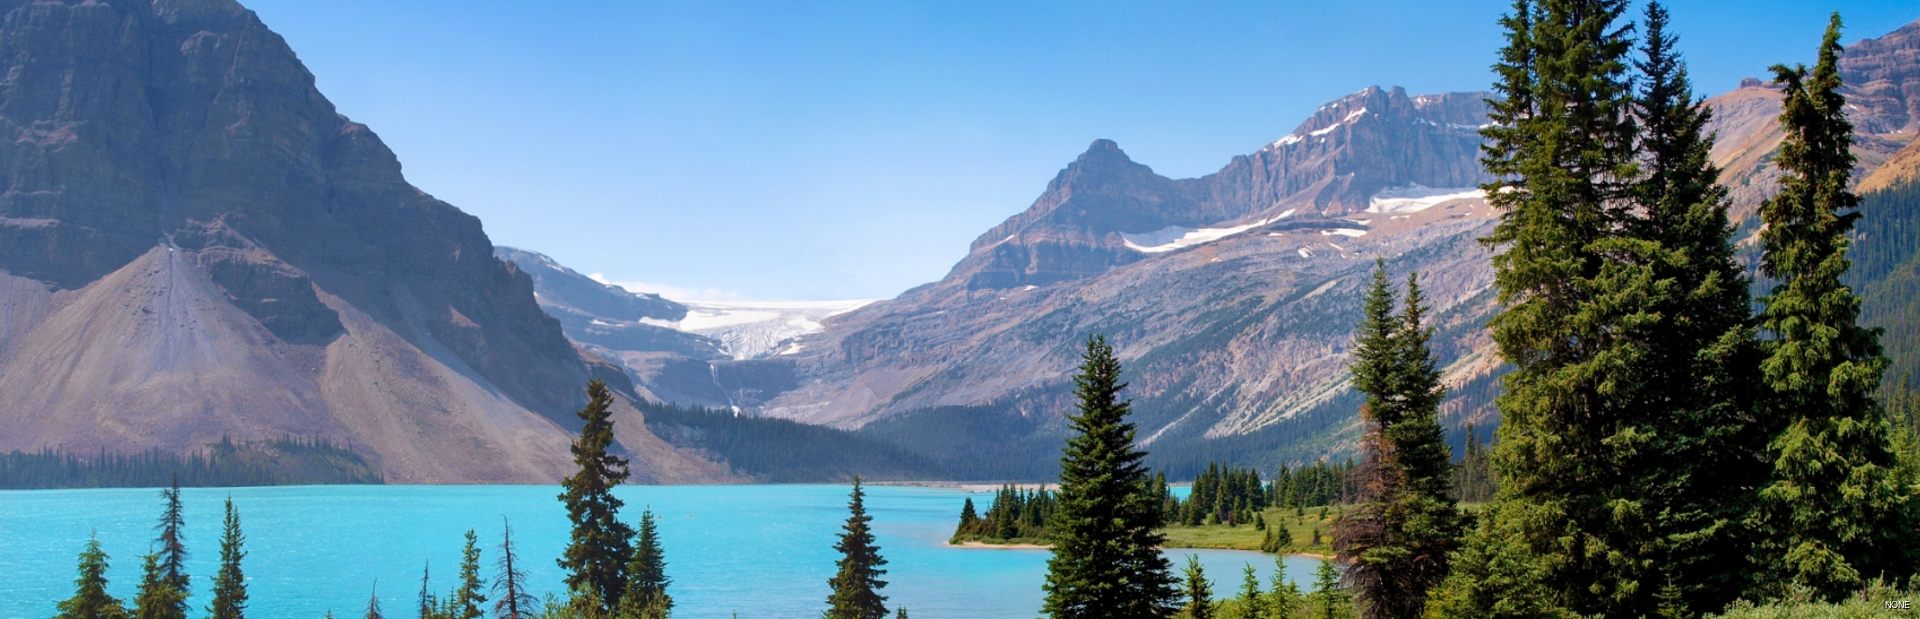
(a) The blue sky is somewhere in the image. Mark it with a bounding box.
[245,0,1919,300]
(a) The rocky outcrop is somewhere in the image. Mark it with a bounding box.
[0,0,729,482]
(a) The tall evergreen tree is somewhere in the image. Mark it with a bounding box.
[825,478,889,619]
[1629,3,1767,613]
[1179,556,1212,619]
[493,518,537,619]
[619,509,672,619]
[1236,564,1264,619]
[1311,559,1345,619]
[208,498,247,619]
[1041,335,1178,617]
[133,553,185,619]
[1336,265,1459,619]
[154,476,189,618]
[365,585,385,619]
[1458,0,1694,613]
[558,379,636,613]
[1754,12,1918,599]
[450,531,487,619]
[56,534,129,619]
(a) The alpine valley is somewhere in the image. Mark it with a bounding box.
[4,0,1920,483]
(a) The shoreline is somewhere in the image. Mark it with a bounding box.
[946,539,1333,560]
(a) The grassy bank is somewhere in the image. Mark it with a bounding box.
[952,504,1348,555]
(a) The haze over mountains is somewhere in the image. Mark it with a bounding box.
[3,0,1919,481]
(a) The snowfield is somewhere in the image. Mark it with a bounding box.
[1366,185,1486,214]
[1122,213,1290,254]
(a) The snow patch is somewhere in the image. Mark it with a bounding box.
[1366,185,1486,214]
[1298,247,1314,258]
[1319,228,1367,237]
[1122,216,1280,254]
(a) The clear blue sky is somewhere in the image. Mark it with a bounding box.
[244,0,1918,300]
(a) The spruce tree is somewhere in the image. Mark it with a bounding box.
[1179,556,1212,619]
[1236,564,1264,619]
[1627,3,1767,614]
[558,379,636,613]
[825,478,889,619]
[1041,335,1178,618]
[1311,559,1344,619]
[1462,0,1694,613]
[450,531,486,619]
[364,586,385,619]
[56,534,129,619]
[133,553,184,619]
[1754,12,1918,599]
[1268,560,1299,619]
[153,476,189,618]
[493,518,536,619]
[619,509,671,619]
[416,563,437,619]
[208,498,247,619]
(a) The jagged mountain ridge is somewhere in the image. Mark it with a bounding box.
[657,20,1920,474]
[0,0,730,483]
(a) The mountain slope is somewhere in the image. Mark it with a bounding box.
[666,20,1920,477]
[0,0,728,483]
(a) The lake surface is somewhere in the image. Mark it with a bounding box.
[0,485,1319,618]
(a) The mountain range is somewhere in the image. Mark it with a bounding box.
[3,0,1918,482]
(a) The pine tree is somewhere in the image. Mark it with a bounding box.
[493,518,537,619]
[153,476,189,619]
[133,553,185,619]
[449,531,486,619]
[364,586,385,619]
[1179,556,1212,619]
[1236,564,1264,619]
[1629,3,1768,613]
[825,478,889,619]
[1041,335,1178,618]
[558,379,636,614]
[1311,559,1344,619]
[1268,560,1299,619]
[417,563,437,619]
[1463,0,1686,613]
[1754,12,1918,599]
[957,498,979,533]
[619,510,671,619]
[208,498,247,619]
[56,533,129,619]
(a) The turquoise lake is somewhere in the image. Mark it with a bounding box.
[0,485,1320,618]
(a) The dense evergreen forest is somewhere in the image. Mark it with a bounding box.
[637,402,940,482]
[0,437,381,489]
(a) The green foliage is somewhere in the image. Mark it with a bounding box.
[1425,500,1573,618]
[1311,559,1353,619]
[56,534,129,619]
[558,380,636,614]
[1041,335,1179,618]
[950,484,1057,544]
[1236,564,1265,619]
[618,510,671,619]
[149,478,190,619]
[639,403,938,482]
[133,553,184,619]
[1753,13,1918,600]
[1336,265,1461,619]
[364,588,384,619]
[825,478,889,619]
[208,498,247,619]
[450,531,487,619]
[1449,425,1496,504]
[1711,582,1919,618]
[0,437,381,489]
[1179,556,1214,619]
